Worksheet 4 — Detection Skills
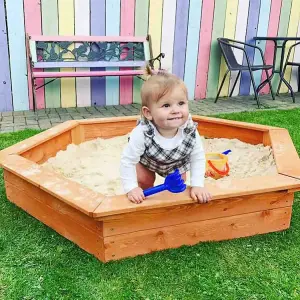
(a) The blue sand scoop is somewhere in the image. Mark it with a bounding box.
[143,169,186,197]
[222,149,232,155]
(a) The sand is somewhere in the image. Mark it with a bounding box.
[42,135,277,196]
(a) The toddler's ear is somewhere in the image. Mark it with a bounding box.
[142,106,153,120]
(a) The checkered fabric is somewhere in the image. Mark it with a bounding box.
[139,117,197,177]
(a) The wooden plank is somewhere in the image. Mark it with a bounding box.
[239,0,260,96]
[0,0,13,111]
[93,174,300,217]
[217,0,239,97]
[279,0,300,93]
[0,120,78,158]
[290,20,300,91]
[229,0,250,96]
[1,155,105,216]
[24,0,45,110]
[41,0,61,108]
[105,0,121,105]
[21,131,72,164]
[148,0,163,66]
[101,191,294,236]
[6,0,29,111]
[90,0,106,106]
[104,207,292,261]
[71,125,85,145]
[120,0,135,105]
[82,121,136,141]
[173,0,190,79]
[251,0,271,95]
[133,0,149,104]
[160,0,176,72]
[183,0,202,100]
[195,0,215,99]
[269,129,300,179]
[270,0,293,92]
[5,171,102,235]
[5,178,105,262]
[206,0,227,98]
[30,35,147,42]
[75,0,91,107]
[260,0,282,94]
[58,0,76,108]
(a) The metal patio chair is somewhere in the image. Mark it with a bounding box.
[277,41,300,94]
[216,38,275,108]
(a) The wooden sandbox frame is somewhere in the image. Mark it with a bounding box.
[1,116,300,262]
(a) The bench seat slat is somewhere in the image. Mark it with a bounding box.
[33,70,145,78]
[33,61,146,69]
[30,35,147,43]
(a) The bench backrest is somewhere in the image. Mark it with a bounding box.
[28,35,151,69]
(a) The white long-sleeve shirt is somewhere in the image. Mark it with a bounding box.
[120,121,206,194]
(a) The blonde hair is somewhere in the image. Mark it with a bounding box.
[140,65,188,109]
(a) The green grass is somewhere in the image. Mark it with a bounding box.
[0,110,300,299]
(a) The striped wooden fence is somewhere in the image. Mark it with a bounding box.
[1,0,300,111]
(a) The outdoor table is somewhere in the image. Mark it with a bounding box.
[254,36,300,102]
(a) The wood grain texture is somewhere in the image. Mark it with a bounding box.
[41,0,61,108]
[217,0,239,97]
[0,0,13,111]
[229,0,250,96]
[105,0,121,105]
[260,0,282,94]
[173,0,190,79]
[58,0,76,107]
[24,0,45,110]
[6,0,29,111]
[251,0,271,94]
[279,0,300,93]
[104,207,292,261]
[90,0,106,106]
[270,0,293,92]
[195,0,215,99]
[75,0,91,107]
[101,191,293,236]
[161,0,176,72]
[120,0,135,105]
[206,0,227,98]
[239,0,260,96]
[184,0,202,100]
[133,0,149,104]
[5,174,105,262]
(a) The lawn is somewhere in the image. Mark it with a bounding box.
[0,109,300,299]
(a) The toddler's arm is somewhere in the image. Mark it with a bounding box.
[120,126,145,194]
[190,131,212,203]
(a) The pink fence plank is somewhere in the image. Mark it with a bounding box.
[24,0,45,109]
[260,0,282,94]
[195,0,215,99]
[120,0,135,105]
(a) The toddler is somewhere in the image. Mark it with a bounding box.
[120,67,211,204]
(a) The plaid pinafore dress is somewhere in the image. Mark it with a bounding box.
[138,117,198,177]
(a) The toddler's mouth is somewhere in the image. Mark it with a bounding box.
[168,117,182,120]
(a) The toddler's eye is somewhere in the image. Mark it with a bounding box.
[162,103,170,108]
[179,101,186,106]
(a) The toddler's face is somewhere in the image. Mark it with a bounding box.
[144,86,189,131]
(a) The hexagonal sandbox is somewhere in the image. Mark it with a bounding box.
[1,116,300,262]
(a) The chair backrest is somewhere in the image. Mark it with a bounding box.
[217,38,240,69]
[28,35,151,69]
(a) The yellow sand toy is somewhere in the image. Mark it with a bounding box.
[205,150,231,180]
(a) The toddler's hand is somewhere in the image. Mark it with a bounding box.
[127,187,145,204]
[190,187,212,204]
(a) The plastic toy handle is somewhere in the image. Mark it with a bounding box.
[207,161,230,176]
[143,184,166,197]
[222,150,232,155]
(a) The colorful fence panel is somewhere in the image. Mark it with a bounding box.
[1,0,300,111]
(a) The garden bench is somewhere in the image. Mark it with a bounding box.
[27,35,165,110]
